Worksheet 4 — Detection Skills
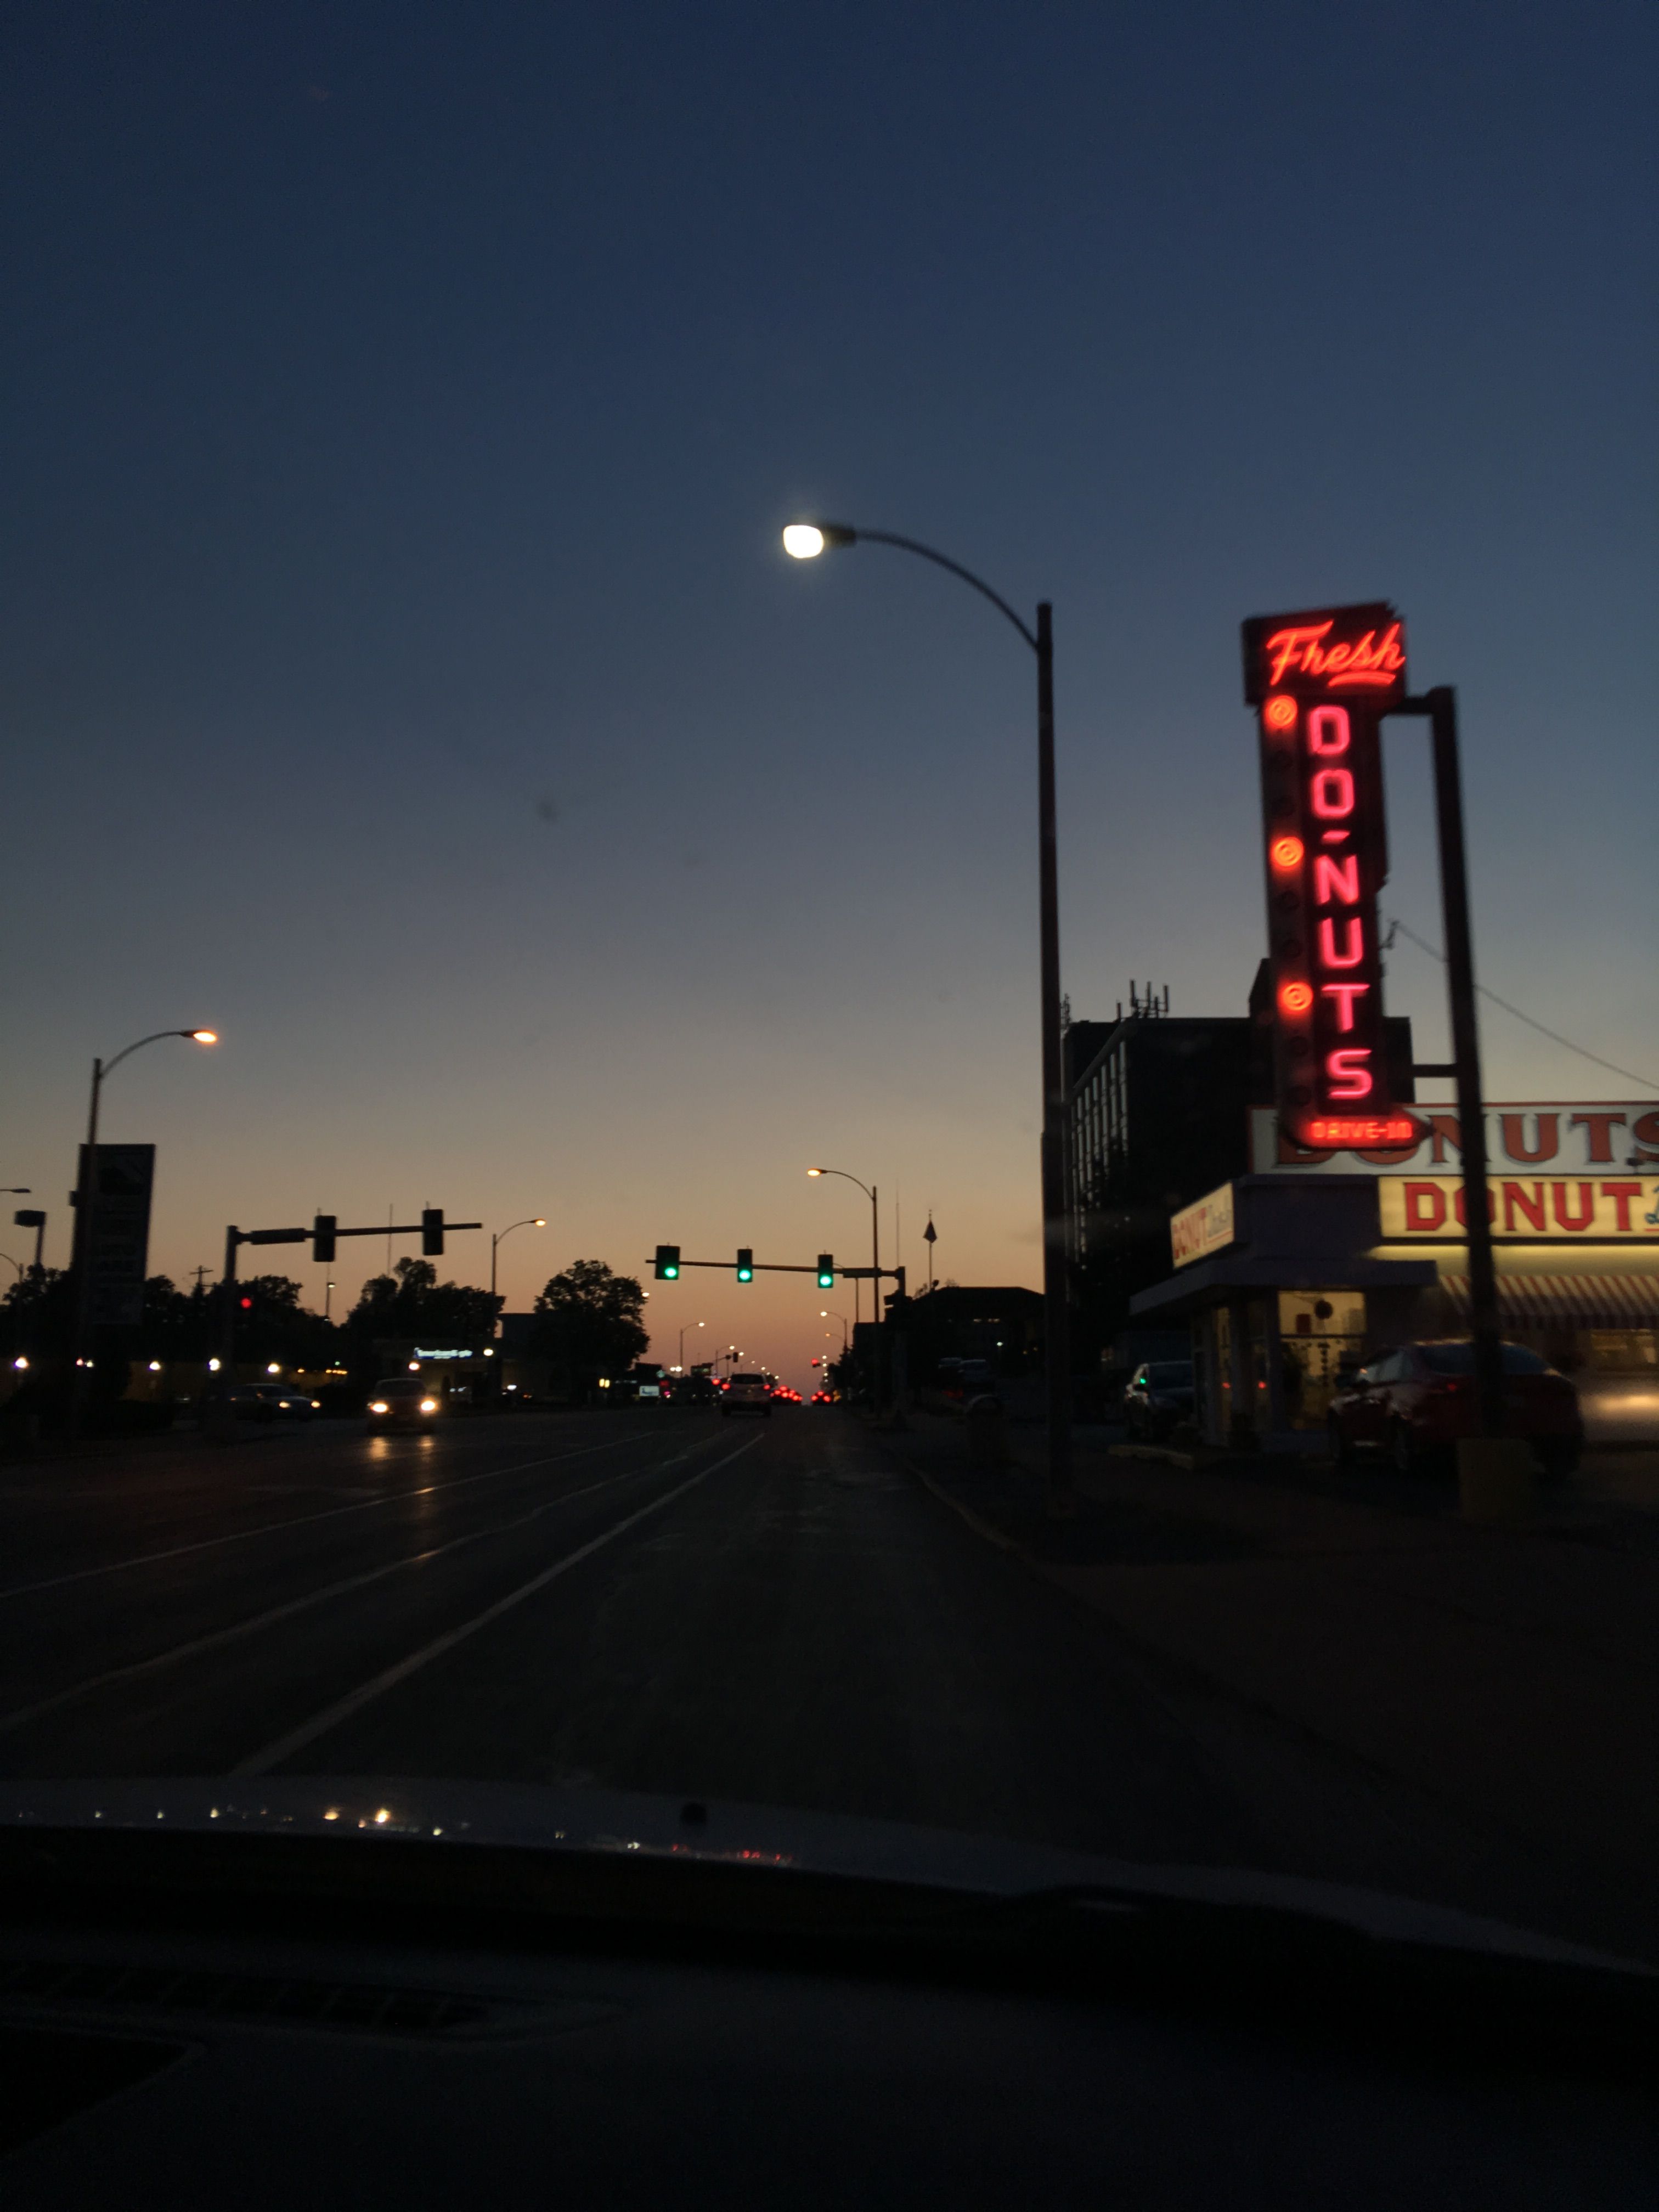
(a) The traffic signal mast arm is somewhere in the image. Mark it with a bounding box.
[645,1259,837,1274]
[644,1257,907,1285]
[218,1216,483,1372]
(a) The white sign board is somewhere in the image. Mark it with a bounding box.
[1171,1183,1235,1268]
[1251,1103,1659,1177]
[1379,1174,1659,1243]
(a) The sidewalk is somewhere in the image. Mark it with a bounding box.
[883,1410,1659,1961]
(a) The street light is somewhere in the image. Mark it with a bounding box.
[786,520,1072,1513]
[808,1166,881,1387]
[70,1028,218,1436]
[679,1321,705,1368]
[489,1216,546,1304]
[821,1309,849,1351]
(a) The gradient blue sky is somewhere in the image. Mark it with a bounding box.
[3,1,1655,1384]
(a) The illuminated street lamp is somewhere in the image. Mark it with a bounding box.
[821,1309,849,1351]
[808,1166,880,1376]
[490,1216,546,1304]
[70,1028,218,1436]
[679,1321,704,1368]
[786,521,1073,1511]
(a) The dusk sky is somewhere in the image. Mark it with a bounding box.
[3,1,1655,1384]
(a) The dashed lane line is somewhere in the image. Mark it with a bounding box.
[230,1432,764,1777]
[0,1427,669,1604]
[0,1435,721,1739]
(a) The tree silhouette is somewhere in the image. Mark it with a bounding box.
[531,1260,648,1401]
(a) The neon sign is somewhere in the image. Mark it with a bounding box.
[1244,601,1414,1150]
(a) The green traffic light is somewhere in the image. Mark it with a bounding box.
[736,1247,753,1283]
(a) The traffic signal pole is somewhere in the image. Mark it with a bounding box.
[216,1213,482,1379]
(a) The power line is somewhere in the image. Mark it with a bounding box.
[1383,914,1659,1092]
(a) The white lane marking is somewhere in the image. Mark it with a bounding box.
[0,1429,669,1603]
[0,1438,715,1737]
[230,1432,763,1778]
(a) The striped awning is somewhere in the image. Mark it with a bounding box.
[1440,1273,1659,1330]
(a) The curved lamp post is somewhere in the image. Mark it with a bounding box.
[489,1216,546,1304]
[71,1028,217,1434]
[786,521,1071,1510]
[807,1163,879,1302]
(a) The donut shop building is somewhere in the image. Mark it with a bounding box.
[1129,1102,1659,1449]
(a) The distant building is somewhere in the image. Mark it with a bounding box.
[1063,969,1413,1350]
[905,1284,1043,1379]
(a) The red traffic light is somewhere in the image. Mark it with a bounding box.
[239,1295,253,1310]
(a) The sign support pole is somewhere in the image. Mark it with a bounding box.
[1421,685,1504,1440]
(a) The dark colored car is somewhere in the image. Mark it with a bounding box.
[1327,1339,1583,1477]
[365,1377,443,1432]
[1122,1359,1195,1439]
[228,1384,319,1423]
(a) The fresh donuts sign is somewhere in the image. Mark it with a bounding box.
[1243,601,1417,1152]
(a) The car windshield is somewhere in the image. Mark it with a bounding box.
[3,3,1653,1993]
[1418,1344,1551,1376]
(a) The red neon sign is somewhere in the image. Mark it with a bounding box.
[1246,601,1407,1148]
[1259,620,1405,691]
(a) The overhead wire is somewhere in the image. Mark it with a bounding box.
[1382,914,1659,1093]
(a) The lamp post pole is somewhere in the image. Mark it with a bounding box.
[808,1166,884,1408]
[788,523,1073,1510]
[69,1028,217,1438]
[489,1217,546,1308]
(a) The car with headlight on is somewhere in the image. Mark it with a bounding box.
[365,1377,443,1431]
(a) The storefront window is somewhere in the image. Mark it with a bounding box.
[1278,1291,1366,1431]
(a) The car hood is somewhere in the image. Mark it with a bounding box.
[1,1776,1642,1975]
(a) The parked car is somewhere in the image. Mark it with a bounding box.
[1327,1339,1583,1477]
[365,1377,443,1432]
[1122,1359,1195,1439]
[721,1372,773,1418]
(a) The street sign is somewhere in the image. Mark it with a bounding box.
[75,1143,154,1327]
[1243,602,1416,1150]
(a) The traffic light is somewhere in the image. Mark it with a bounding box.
[421,1208,444,1256]
[239,1294,253,1311]
[736,1248,753,1283]
[312,1214,336,1264]
[816,1252,834,1289]
[654,1244,680,1280]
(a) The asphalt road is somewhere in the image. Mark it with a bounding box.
[0,1407,1529,1896]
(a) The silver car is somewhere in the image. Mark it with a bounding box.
[721,1372,773,1418]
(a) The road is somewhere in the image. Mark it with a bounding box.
[0,1406,1445,1876]
[6,1402,1641,1955]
